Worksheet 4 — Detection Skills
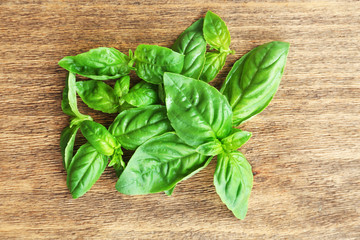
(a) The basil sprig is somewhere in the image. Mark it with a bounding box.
[58,11,289,220]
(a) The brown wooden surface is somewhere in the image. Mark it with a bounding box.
[1,0,359,239]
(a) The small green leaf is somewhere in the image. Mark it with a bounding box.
[61,73,91,121]
[203,11,231,52]
[109,105,172,150]
[221,41,290,126]
[60,125,80,172]
[109,148,125,177]
[67,143,108,199]
[76,80,120,114]
[214,151,253,220]
[58,47,130,80]
[116,132,209,195]
[196,140,223,156]
[80,120,120,156]
[199,52,227,82]
[164,72,232,147]
[114,76,130,98]
[134,45,184,84]
[172,18,207,79]
[123,81,159,107]
[221,128,252,152]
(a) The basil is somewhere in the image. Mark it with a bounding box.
[214,151,253,219]
[58,11,289,220]
[59,47,131,80]
[221,41,290,126]
[116,132,209,195]
[67,143,108,199]
[134,44,184,84]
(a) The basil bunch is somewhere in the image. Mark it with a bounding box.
[59,11,289,220]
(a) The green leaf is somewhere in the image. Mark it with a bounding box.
[116,132,209,195]
[163,72,232,147]
[203,11,231,52]
[214,151,253,220]
[80,120,120,156]
[220,41,290,126]
[172,18,207,79]
[76,80,120,114]
[199,52,227,83]
[123,81,159,107]
[58,47,130,80]
[67,143,108,199]
[61,73,91,121]
[134,45,184,84]
[114,76,130,98]
[221,128,252,152]
[109,105,173,150]
[196,140,223,156]
[109,148,125,177]
[60,125,80,172]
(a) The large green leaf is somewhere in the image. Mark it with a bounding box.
[220,41,290,126]
[134,45,184,84]
[59,47,130,80]
[67,143,108,199]
[76,80,119,114]
[214,151,253,220]
[80,120,120,156]
[108,105,173,150]
[60,125,80,172]
[116,132,209,195]
[172,18,207,79]
[199,52,227,83]
[203,11,231,52]
[163,72,232,147]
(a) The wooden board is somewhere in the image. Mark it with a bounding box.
[1,0,359,239]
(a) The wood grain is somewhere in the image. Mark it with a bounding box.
[1,0,359,239]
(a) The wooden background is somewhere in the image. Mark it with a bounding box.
[1,0,359,239]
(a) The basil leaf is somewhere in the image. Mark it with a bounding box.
[214,151,253,220]
[80,120,120,156]
[109,105,172,150]
[116,132,209,195]
[199,52,227,82]
[203,11,231,52]
[134,45,184,84]
[60,125,80,172]
[220,41,290,126]
[76,80,120,114]
[67,143,108,199]
[114,76,130,98]
[61,73,91,120]
[123,81,159,107]
[172,18,207,79]
[221,128,251,152]
[109,148,125,177]
[164,72,232,147]
[196,140,223,156]
[58,47,130,80]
